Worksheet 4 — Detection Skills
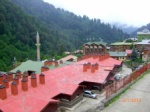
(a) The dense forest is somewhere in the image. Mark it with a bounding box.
[0,0,129,71]
[10,0,129,44]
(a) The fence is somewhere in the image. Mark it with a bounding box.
[105,63,150,98]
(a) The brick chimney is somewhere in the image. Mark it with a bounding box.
[3,79,9,88]
[21,78,28,91]
[23,71,28,81]
[0,84,7,100]
[5,75,10,82]
[83,64,87,72]
[87,62,91,69]
[54,61,59,67]
[44,60,52,66]
[91,64,95,73]
[8,72,13,81]
[41,66,49,72]
[95,63,99,70]
[31,75,37,88]
[0,73,4,84]
[11,81,18,95]
[60,60,63,64]
[13,76,19,85]
[39,73,45,84]
[16,70,21,79]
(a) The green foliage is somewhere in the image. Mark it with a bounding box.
[11,0,129,44]
[129,43,134,49]
[126,39,133,42]
[75,54,83,58]
[0,0,129,71]
[130,48,138,61]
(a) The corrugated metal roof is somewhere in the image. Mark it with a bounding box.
[59,55,77,62]
[109,51,126,57]
[110,42,132,46]
[135,39,150,45]
[1,56,122,112]
[11,60,44,73]
[84,41,106,46]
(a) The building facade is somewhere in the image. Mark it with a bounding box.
[137,29,150,41]
[110,42,132,52]
[83,41,107,55]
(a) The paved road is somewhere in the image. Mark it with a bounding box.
[101,72,150,112]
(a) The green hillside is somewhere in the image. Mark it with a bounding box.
[0,0,129,71]
[0,0,60,71]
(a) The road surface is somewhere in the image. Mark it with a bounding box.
[101,72,150,112]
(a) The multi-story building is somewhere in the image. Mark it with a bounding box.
[110,42,132,52]
[83,41,107,55]
[137,29,150,41]
[135,39,150,51]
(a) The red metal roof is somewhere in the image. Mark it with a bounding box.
[0,56,122,112]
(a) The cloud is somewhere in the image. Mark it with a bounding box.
[44,0,150,27]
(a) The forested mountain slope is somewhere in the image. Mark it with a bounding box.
[0,0,129,71]
[0,0,63,71]
[11,0,129,44]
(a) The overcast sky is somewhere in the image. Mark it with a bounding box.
[43,0,150,27]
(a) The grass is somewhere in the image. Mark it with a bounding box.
[104,69,150,107]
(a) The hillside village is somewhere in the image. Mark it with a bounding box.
[1,0,150,112]
[0,28,150,112]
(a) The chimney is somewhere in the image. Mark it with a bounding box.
[91,64,95,73]
[41,66,49,72]
[39,73,45,84]
[95,63,99,70]
[83,64,87,72]
[44,60,52,66]
[23,71,28,81]
[54,61,59,67]
[13,76,19,85]
[21,78,28,91]
[11,81,18,95]
[0,73,4,84]
[3,79,9,88]
[5,75,10,82]
[16,70,21,79]
[31,75,37,88]
[8,72,13,81]
[0,84,7,100]
[87,62,91,69]
[60,60,63,64]
[44,61,48,66]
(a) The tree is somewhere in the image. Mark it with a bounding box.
[130,47,138,61]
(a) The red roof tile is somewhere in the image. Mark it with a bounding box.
[0,56,122,112]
